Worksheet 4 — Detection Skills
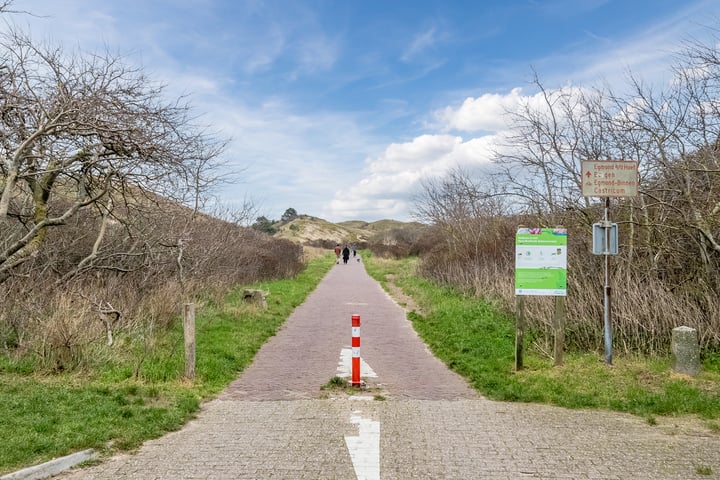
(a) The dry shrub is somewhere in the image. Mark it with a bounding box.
[417,214,720,356]
[23,294,103,371]
[307,239,341,249]
[302,245,331,262]
[135,281,188,330]
[369,243,410,259]
[368,224,431,259]
[0,193,305,371]
[418,217,517,296]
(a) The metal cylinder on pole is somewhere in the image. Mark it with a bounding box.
[351,314,361,386]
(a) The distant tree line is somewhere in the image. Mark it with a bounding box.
[251,207,299,234]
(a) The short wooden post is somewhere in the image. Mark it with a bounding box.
[515,296,525,371]
[553,296,566,366]
[184,303,196,380]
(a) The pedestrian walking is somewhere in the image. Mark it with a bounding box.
[342,245,350,264]
[334,244,341,264]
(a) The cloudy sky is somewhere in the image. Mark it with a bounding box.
[9,0,720,222]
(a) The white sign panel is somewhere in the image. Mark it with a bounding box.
[582,161,638,197]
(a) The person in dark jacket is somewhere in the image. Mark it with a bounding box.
[342,245,351,264]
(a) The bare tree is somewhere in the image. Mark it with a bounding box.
[0,1,19,14]
[412,166,512,271]
[492,75,615,222]
[599,36,720,287]
[0,28,225,284]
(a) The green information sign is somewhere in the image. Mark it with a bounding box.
[515,227,567,296]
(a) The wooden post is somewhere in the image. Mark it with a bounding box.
[184,303,196,380]
[515,296,525,371]
[553,296,566,366]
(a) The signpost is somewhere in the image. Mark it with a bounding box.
[581,160,639,365]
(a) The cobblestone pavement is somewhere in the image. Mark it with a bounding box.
[58,257,720,479]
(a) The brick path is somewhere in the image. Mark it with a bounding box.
[57,257,720,479]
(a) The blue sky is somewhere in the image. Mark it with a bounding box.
[11,0,720,222]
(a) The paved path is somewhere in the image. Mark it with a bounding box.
[58,258,720,479]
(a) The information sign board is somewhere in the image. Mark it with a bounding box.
[515,227,567,296]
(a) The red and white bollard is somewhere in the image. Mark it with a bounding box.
[351,314,361,387]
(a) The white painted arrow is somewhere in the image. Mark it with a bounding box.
[344,411,380,480]
[337,347,378,379]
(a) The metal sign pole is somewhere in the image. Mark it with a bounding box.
[582,160,638,367]
[603,197,613,365]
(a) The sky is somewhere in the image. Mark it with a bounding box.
[8,0,720,222]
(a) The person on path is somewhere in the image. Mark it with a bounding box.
[334,244,341,264]
[342,245,350,264]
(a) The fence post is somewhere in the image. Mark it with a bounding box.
[553,296,566,366]
[184,303,196,380]
[515,297,525,371]
[351,314,361,386]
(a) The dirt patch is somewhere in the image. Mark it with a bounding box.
[385,274,423,315]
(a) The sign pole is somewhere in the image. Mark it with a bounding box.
[553,295,566,366]
[582,160,638,366]
[603,198,613,365]
[515,296,525,371]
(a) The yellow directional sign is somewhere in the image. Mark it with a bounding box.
[581,161,638,197]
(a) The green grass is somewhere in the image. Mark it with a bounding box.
[364,254,720,420]
[0,254,335,475]
[696,464,714,475]
[0,376,198,470]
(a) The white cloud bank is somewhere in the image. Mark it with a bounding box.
[435,87,524,133]
[323,84,584,222]
[325,130,503,221]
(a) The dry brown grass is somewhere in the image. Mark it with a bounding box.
[0,194,306,371]
[417,215,720,356]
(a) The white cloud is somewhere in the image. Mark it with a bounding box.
[326,82,601,221]
[198,96,387,219]
[293,34,340,74]
[436,87,525,133]
[242,27,287,74]
[402,27,437,62]
[325,132,500,221]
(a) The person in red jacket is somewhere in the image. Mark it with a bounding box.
[334,244,342,264]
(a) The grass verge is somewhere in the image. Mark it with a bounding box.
[364,253,720,421]
[0,254,335,475]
